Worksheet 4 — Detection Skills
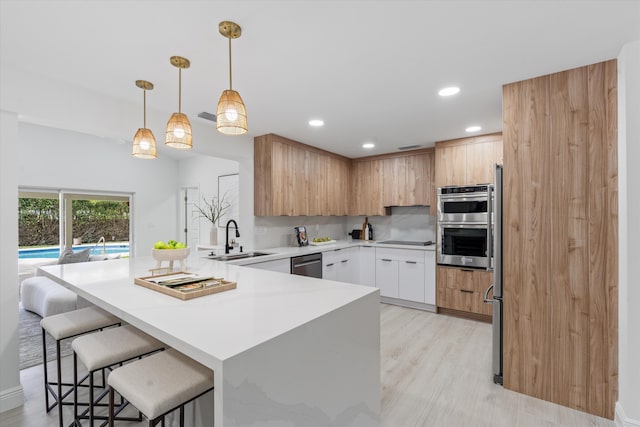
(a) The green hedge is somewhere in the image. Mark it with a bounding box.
[19,198,129,246]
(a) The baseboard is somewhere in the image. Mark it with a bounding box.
[0,385,24,413]
[616,402,640,427]
[379,296,436,312]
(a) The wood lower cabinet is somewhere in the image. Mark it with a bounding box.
[436,266,492,317]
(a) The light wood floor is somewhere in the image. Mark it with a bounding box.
[1,304,616,426]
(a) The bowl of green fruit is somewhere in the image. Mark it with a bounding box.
[310,237,336,246]
[152,240,190,269]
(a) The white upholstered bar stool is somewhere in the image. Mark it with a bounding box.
[72,324,165,426]
[108,348,215,427]
[40,306,121,427]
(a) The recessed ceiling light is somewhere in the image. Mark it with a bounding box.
[438,86,460,97]
[362,143,375,149]
[465,125,482,132]
[309,119,324,127]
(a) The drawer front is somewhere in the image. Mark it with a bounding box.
[437,266,492,293]
[375,247,424,263]
[437,287,492,316]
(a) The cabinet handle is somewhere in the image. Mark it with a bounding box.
[381,259,392,262]
[405,261,417,264]
[460,289,474,294]
[326,263,334,267]
[341,260,348,263]
[460,269,474,272]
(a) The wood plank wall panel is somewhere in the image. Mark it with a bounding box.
[502,60,617,419]
[503,74,552,400]
[585,60,618,418]
[549,67,589,412]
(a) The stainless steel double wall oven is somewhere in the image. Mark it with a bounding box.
[436,184,493,269]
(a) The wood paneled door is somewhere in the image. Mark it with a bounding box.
[502,59,618,419]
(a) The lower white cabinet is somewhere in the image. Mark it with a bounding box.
[398,259,425,301]
[244,258,291,274]
[375,247,434,305]
[359,245,376,286]
[323,247,359,283]
[376,257,399,298]
[424,250,436,305]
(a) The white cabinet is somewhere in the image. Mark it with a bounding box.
[376,257,399,298]
[398,259,425,301]
[375,247,426,303]
[424,250,436,305]
[244,258,290,274]
[323,247,359,283]
[359,245,376,287]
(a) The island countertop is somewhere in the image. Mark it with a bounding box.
[39,256,381,426]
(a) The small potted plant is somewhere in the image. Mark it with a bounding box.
[195,193,231,245]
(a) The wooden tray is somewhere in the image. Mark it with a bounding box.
[134,271,236,300]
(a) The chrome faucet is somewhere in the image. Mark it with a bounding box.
[225,220,240,254]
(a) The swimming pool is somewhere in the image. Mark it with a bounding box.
[18,244,130,259]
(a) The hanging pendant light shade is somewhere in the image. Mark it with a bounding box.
[132,80,157,159]
[216,21,248,135]
[165,56,193,149]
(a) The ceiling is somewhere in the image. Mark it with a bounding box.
[1,1,639,159]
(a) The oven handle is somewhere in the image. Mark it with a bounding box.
[437,222,489,228]
[437,193,490,201]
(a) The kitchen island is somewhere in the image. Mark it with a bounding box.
[39,255,380,427]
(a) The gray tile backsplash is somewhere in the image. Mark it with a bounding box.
[253,206,435,249]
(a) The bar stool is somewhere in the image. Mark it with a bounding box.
[72,324,165,426]
[40,306,121,427]
[108,348,214,426]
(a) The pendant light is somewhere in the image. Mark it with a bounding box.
[132,80,157,159]
[216,21,248,135]
[165,56,193,149]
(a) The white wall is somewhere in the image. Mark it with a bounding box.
[0,111,24,412]
[616,40,640,427]
[18,123,180,256]
[178,155,239,247]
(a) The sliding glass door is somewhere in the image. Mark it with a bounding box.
[19,188,132,259]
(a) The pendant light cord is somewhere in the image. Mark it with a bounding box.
[228,36,233,90]
[143,89,147,128]
[178,68,182,113]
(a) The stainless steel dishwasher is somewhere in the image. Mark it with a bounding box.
[290,253,323,278]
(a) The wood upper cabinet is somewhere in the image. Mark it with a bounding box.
[256,134,435,217]
[435,133,503,187]
[325,155,350,216]
[350,159,385,216]
[254,134,350,216]
[351,149,435,216]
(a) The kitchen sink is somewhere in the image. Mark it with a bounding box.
[208,251,272,261]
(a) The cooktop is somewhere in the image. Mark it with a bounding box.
[377,240,434,246]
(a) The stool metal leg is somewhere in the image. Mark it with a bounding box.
[42,328,50,411]
[108,387,114,427]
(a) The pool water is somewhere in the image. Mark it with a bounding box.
[18,244,130,259]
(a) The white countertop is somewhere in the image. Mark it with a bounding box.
[203,239,436,266]
[39,256,377,365]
